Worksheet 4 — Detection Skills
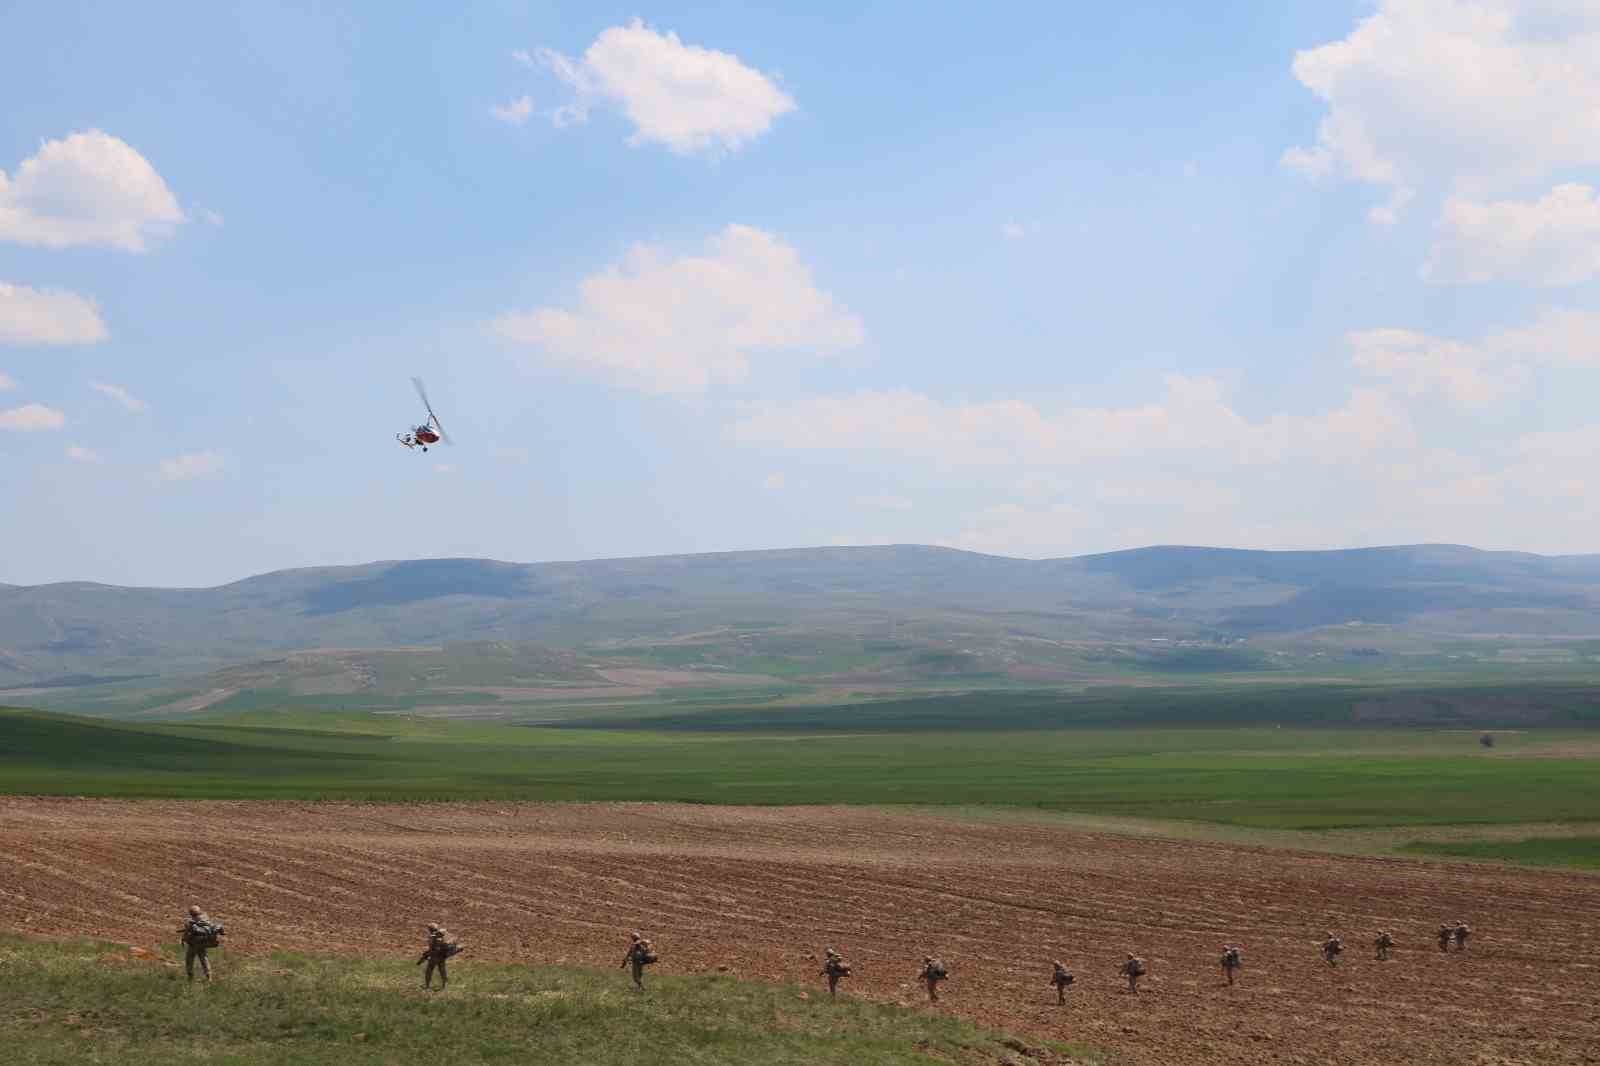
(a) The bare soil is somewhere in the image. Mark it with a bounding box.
[1,798,1595,1065]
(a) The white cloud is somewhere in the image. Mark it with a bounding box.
[1348,310,1600,405]
[0,370,13,390]
[536,20,796,153]
[1284,2,1600,215]
[491,95,535,126]
[1346,328,1526,407]
[731,376,1413,468]
[511,49,534,67]
[158,451,224,481]
[1488,308,1600,366]
[0,282,108,345]
[65,444,101,463]
[491,224,862,393]
[0,130,185,251]
[195,205,224,227]
[1001,221,1025,239]
[1426,183,1600,285]
[89,380,146,413]
[0,403,65,431]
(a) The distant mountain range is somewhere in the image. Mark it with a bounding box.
[5,544,1600,707]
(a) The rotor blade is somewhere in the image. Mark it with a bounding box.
[411,376,437,421]
[412,377,452,444]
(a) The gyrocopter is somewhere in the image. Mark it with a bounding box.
[397,377,451,452]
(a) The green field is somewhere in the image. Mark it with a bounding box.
[4,707,1598,831]
[1399,835,1600,869]
[0,936,1085,1066]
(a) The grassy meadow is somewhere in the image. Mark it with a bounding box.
[0,936,1086,1066]
[4,706,1599,832]
[1399,835,1600,869]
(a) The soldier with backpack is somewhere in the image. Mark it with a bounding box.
[416,923,463,990]
[179,904,224,982]
[1374,931,1395,961]
[1437,924,1454,953]
[1119,953,1147,993]
[1321,932,1344,967]
[622,932,658,991]
[1220,945,1243,985]
[820,948,851,998]
[918,956,949,1002]
[1453,920,1471,952]
[1050,960,1075,1004]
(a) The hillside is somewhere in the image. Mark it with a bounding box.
[5,544,1600,710]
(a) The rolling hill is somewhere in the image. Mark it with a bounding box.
[5,543,1600,713]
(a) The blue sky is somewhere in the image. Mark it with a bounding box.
[5,1,1600,585]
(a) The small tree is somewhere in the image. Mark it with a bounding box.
[1479,732,1495,749]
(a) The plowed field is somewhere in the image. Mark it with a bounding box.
[2,798,1595,1065]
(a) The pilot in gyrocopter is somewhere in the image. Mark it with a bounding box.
[398,376,451,452]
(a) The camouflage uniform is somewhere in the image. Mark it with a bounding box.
[1321,933,1344,966]
[1050,960,1074,1004]
[1119,953,1147,993]
[918,956,948,1002]
[621,932,656,990]
[1453,921,1471,953]
[1437,924,1453,953]
[179,905,220,982]
[1374,931,1395,961]
[820,948,851,998]
[416,924,459,989]
[1220,945,1243,986]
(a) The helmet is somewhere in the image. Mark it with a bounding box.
[188,905,201,916]
[427,923,439,932]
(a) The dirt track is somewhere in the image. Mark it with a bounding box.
[1,798,1595,1065]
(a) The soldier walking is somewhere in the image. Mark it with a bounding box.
[622,932,658,991]
[820,948,851,998]
[1453,920,1471,953]
[1220,945,1243,986]
[1321,932,1344,967]
[416,923,461,990]
[1437,924,1453,953]
[1049,960,1075,1004]
[179,904,223,982]
[1374,931,1395,961]
[918,956,949,1002]
[1119,953,1147,993]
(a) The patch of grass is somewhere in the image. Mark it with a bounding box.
[4,708,1599,829]
[0,936,1092,1065]
[1398,836,1600,869]
[556,683,1600,731]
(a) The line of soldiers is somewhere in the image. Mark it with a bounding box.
[173,904,1477,1000]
